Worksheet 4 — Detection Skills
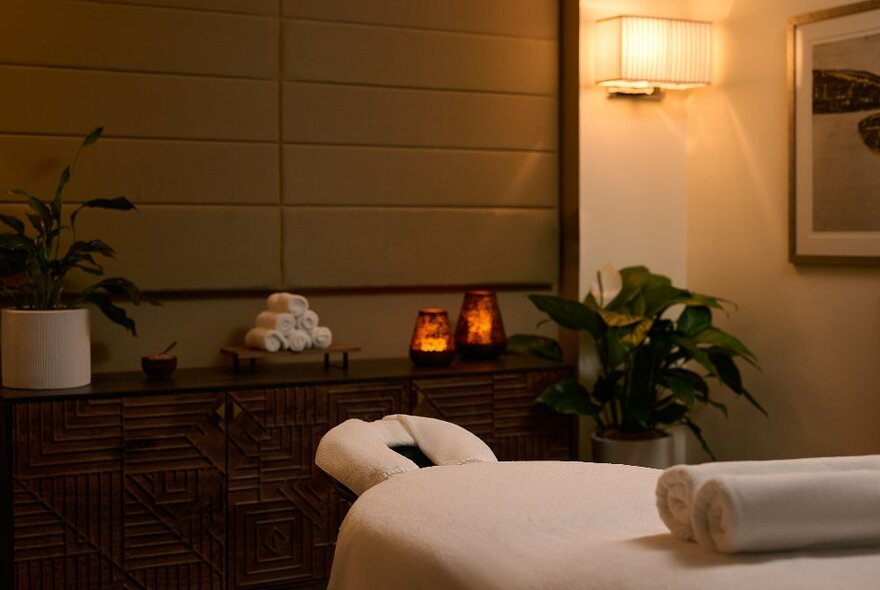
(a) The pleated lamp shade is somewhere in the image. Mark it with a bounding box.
[595,16,712,92]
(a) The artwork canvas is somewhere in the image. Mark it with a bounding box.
[790,0,880,264]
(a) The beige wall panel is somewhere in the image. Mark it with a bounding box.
[79,0,275,16]
[282,0,558,39]
[0,1,277,79]
[0,204,280,291]
[284,20,556,95]
[283,145,557,207]
[282,207,557,287]
[0,67,277,141]
[283,83,557,150]
[87,289,556,372]
[0,137,278,205]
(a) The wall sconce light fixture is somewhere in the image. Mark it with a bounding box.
[595,16,712,98]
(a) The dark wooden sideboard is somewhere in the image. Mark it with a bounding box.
[0,356,573,590]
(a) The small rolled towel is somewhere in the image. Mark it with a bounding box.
[656,454,880,541]
[255,311,296,334]
[267,292,309,317]
[296,309,319,332]
[311,326,332,350]
[244,327,288,352]
[285,328,312,352]
[692,470,880,553]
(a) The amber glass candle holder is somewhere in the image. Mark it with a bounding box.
[454,290,506,360]
[409,308,456,367]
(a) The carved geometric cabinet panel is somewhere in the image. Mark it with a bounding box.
[5,360,571,589]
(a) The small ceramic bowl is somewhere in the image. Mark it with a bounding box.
[141,354,177,378]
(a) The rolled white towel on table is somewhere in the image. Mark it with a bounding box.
[296,309,319,332]
[285,328,312,352]
[692,470,880,553]
[311,326,333,350]
[267,292,309,317]
[255,311,296,334]
[245,327,288,352]
[656,454,880,541]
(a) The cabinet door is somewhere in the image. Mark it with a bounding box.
[122,393,227,590]
[412,368,573,461]
[12,399,127,589]
[226,380,408,590]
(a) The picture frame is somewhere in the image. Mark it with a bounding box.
[789,0,880,265]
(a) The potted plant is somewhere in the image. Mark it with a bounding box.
[0,127,151,389]
[510,265,765,466]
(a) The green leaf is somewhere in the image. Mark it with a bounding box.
[70,196,136,227]
[506,333,563,362]
[52,165,71,215]
[606,266,650,310]
[696,328,758,364]
[0,233,34,251]
[26,197,52,231]
[618,318,653,347]
[83,291,137,335]
[672,334,719,375]
[662,374,696,405]
[708,352,767,416]
[82,126,103,146]
[683,417,716,461]
[536,377,600,416]
[529,294,604,339]
[654,402,688,425]
[0,214,24,235]
[598,309,644,327]
[678,306,712,336]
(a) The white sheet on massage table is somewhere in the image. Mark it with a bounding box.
[329,461,880,590]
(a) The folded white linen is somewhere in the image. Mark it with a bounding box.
[315,418,421,496]
[244,327,288,352]
[297,309,319,332]
[311,326,333,350]
[389,414,497,466]
[656,454,880,541]
[267,292,309,317]
[285,328,312,352]
[255,310,296,334]
[692,470,880,553]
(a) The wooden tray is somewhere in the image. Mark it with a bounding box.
[220,344,360,373]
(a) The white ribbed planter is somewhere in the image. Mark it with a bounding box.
[1,308,91,389]
[591,431,675,469]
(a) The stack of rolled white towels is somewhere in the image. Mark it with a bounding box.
[244,293,334,353]
[655,455,880,554]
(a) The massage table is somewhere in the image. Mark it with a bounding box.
[327,460,880,590]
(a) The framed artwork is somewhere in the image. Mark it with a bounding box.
[789,0,880,264]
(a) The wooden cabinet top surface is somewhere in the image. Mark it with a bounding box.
[0,355,570,403]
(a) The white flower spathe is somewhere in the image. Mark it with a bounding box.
[589,264,623,307]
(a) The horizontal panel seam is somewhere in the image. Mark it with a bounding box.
[65,0,274,18]
[285,78,554,98]
[284,79,557,104]
[0,62,276,83]
[0,202,557,211]
[0,133,558,153]
[283,15,558,42]
[282,142,558,154]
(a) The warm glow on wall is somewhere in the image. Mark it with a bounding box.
[594,16,712,96]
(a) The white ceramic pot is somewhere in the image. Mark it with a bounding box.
[1,308,91,389]
[591,431,675,469]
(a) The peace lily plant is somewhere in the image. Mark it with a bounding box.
[0,127,149,333]
[510,265,765,459]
